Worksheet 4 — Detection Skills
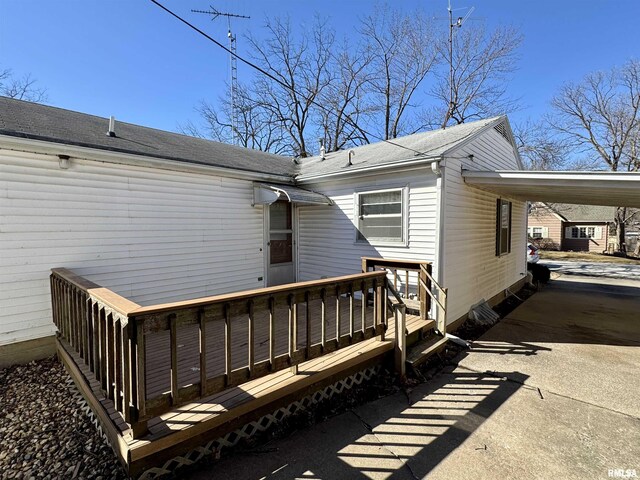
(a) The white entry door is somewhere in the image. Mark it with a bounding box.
[267,200,295,286]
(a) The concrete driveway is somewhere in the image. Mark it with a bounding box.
[541,259,640,280]
[188,274,640,480]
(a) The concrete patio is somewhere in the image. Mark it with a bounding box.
[188,273,640,480]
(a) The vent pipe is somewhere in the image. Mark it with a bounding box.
[347,149,355,166]
[319,138,325,160]
[107,116,116,137]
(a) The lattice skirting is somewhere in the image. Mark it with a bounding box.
[66,364,382,479]
[65,377,111,445]
[138,364,382,479]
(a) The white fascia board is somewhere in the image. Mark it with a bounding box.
[464,170,640,184]
[0,134,293,183]
[295,155,441,184]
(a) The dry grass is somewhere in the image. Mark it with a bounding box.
[539,250,640,265]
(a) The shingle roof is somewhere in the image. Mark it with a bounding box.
[295,117,505,179]
[0,96,507,180]
[0,96,297,177]
[547,203,616,222]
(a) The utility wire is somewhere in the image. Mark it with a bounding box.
[149,0,433,158]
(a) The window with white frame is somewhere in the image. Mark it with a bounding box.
[527,226,549,239]
[355,188,405,244]
[567,225,602,239]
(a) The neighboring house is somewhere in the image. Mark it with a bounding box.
[528,202,614,252]
[0,97,528,360]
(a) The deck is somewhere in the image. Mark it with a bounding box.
[51,258,445,478]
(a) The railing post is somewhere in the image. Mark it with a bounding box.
[361,257,369,273]
[288,294,298,375]
[131,319,148,439]
[198,308,207,396]
[439,288,448,335]
[394,303,407,377]
[419,265,428,320]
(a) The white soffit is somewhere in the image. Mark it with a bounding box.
[462,170,640,207]
[253,182,333,206]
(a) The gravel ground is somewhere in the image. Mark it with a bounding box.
[0,357,127,480]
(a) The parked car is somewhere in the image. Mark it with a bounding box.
[527,243,540,263]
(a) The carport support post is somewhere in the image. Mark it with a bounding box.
[394,303,407,378]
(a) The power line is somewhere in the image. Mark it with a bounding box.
[149,0,433,159]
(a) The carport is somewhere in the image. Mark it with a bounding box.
[462,170,640,207]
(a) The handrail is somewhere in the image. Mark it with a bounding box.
[361,257,432,320]
[131,271,385,316]
[419,264,447,334]
[52,268,141,316]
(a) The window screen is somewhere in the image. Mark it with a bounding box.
[357,189,403,243]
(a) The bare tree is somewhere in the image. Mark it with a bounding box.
[181,83,290,154]
[316,42,375,152]
[549,59,640,253]
[246,16,334,157]
[513,119,569,170]
[0,68,48,103]
[435,24,522,128]
[359,6,439,139]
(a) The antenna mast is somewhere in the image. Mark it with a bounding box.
[443,0,474,128]
[192,5,250,145]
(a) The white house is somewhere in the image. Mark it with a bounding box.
[0,97,529,364]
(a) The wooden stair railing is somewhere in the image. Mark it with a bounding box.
[361,256,433,320]
[361,257,450,376]
[51,268,389,439]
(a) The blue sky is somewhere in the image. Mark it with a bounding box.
[1,0,639,134]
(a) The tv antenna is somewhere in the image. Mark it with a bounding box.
[443,0,474,128]
[192,5,250,145]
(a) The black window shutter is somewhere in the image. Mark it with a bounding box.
[495,198,501,256]
[507,201,512,253]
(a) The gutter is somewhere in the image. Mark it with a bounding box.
[295,155,441,184]
[0,134,294,184]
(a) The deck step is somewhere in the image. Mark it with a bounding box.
[405,335,448,367]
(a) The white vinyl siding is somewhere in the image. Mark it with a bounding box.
[297,169,437,283]
[0,150,265,346]
[442,127,526,323]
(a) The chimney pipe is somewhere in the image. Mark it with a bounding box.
[107,116,116,137]
[319,138,325,161]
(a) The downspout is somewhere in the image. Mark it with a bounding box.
[432,156,470,349]
[432,156,446,289]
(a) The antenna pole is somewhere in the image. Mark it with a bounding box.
[445,0,454,128]
[442,1,473,128]
[192,5,250,145]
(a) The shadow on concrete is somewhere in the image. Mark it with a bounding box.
[192,370,527,480]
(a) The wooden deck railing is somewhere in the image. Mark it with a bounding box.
[361,257,433,320]
[362,257,448,377]
[51,268,389,438]
[50,269,143,431]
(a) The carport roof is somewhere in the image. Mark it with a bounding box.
[463,170,640,207]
